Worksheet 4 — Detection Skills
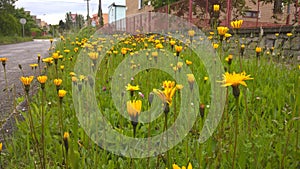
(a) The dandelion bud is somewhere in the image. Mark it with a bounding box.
[175,45,183,57]
[204,76,208,83]
[78,83,82,92]
[148,92,154,105]
[63,132,69,153]
[88,75,94,88]
[240,44,245,56]
[199,103,205,118]
[232,86,240,98]
[255,47,262,58]
[225,55,233,65]
[187,74,195,91]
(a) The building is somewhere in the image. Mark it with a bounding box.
[126,0,153,16]
[125,0,300,28]
[241,1,298,27]
[108,3,126,23]
[108,2,126,30]
[91,13,109,26]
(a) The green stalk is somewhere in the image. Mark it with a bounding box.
[41,88,46,169]
[25,91,43,169]
[296,77,300,153]
[58,98,65,166]
[164,112,170,168]
[3,65,9,99]
[198,142,202,169]
[232,96,239,169]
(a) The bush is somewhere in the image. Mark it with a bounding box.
[0,13,21,36]
[30,27,42,37]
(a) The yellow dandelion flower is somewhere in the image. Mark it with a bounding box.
[37,75,47,84]
[126,84,140,91]
[221,71,253,87]
[153,81,177,105]
[186,60,192,65]
[58,89,67,98]
[188,29,195,37]
[127,100,142,117]
[0,57,8,63]
[69,72,76,76]
[54,78,62,86]
[20,76,34,86]
[217,26,229,36]
[213,4,220,12]
[29,63,38,68]
[64,49,70,53]
[88,52,98,60]
[52,52,59,59]
[213,43,219,49]
[175,45,183,53]
[170,40,176,46]
[255,47,262,53]
[230,20,243,29]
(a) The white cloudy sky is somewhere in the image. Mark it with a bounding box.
[15,0,125,25]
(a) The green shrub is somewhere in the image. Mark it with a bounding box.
[0,13,21,36]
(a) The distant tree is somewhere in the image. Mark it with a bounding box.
[13,8,39,36]
[98,0,104,27]
[65,12,73,30]
[58,20,65,33]
[273,0,283,14]
[0,0,17,13]
[76,14,85,29]
[0,0,20,36]
[0,13,20,36]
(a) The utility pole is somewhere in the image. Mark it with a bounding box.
[286,0,291,25]
[226,0,232,27]
[84,0,90,25]
[256,0,260,27]
[189,0,192,22]
[98,0,104,27]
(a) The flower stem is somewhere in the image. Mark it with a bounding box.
[58,98,65,166]
[232,97,239,169]
[41,88,46,169]
[25,92,44,169]
[164,112,170,168]
[3,65,9,99]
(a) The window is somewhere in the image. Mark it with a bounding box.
[243,10,259,18]
[138,0,143,9]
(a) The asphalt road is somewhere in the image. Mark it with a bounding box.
[0,39,52,140]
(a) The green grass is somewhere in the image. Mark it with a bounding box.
[0,36,33,45]
[1,27,299,169]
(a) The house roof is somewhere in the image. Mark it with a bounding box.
[108,2,126,8]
